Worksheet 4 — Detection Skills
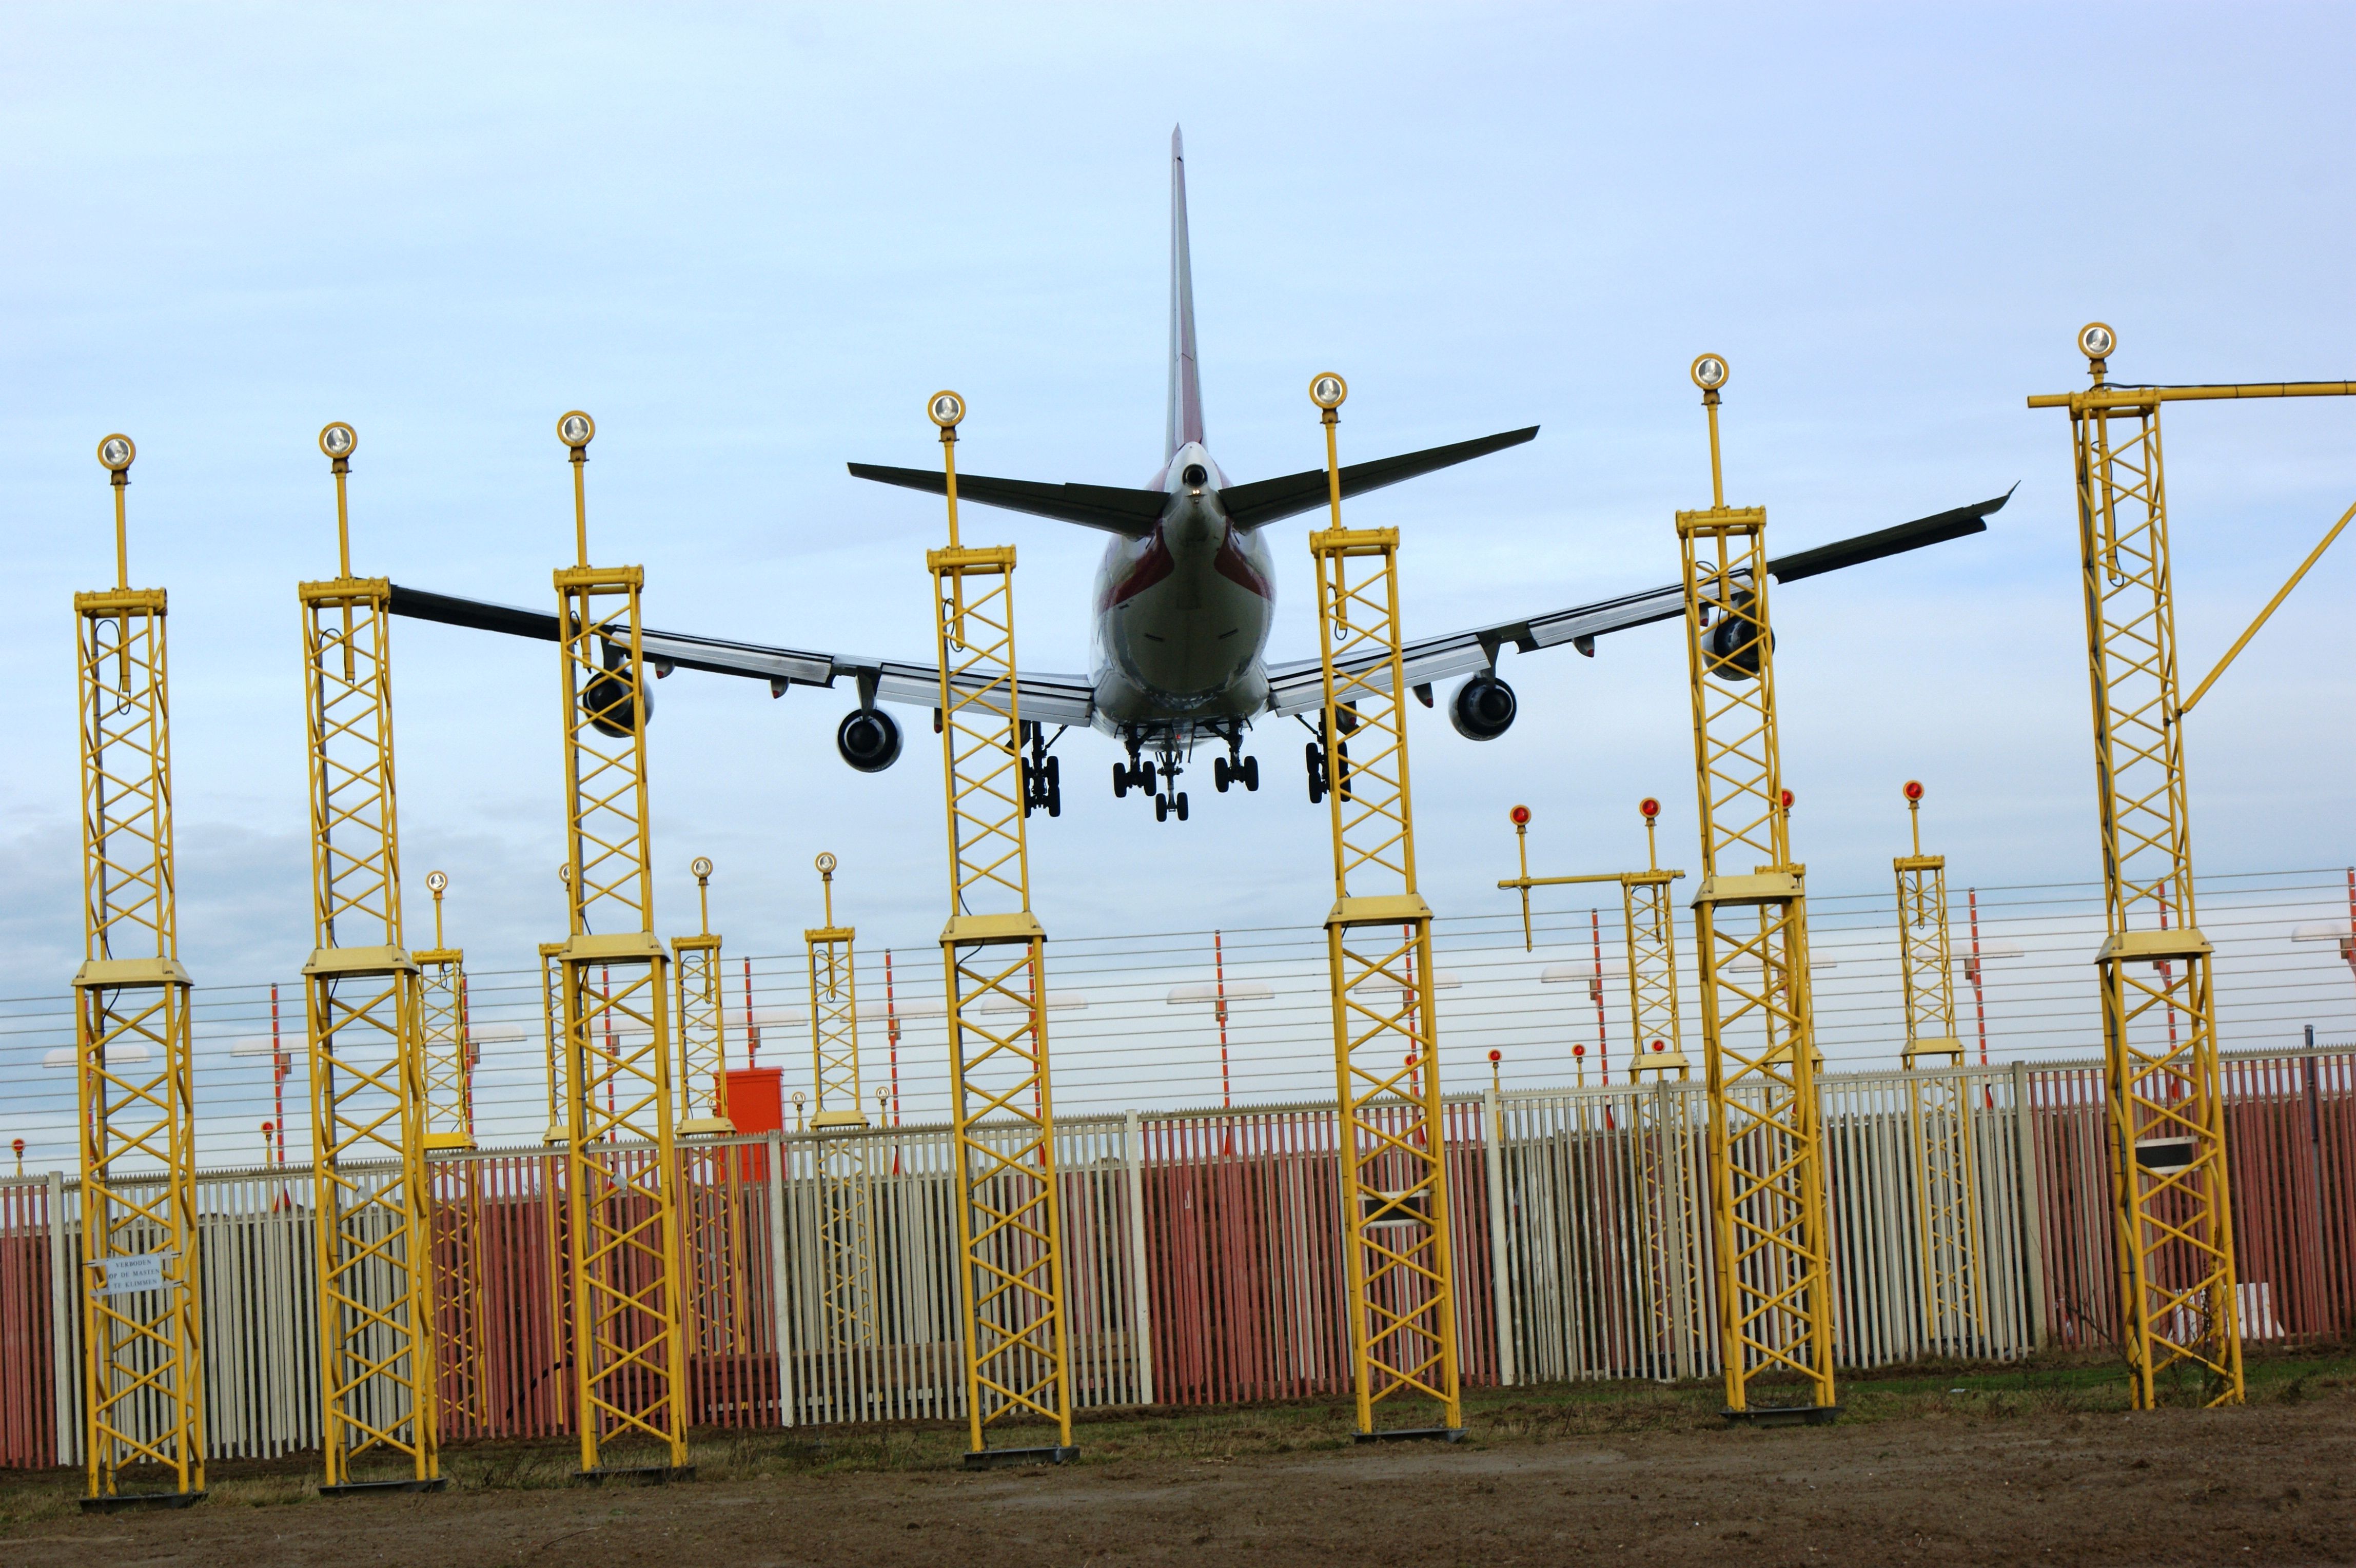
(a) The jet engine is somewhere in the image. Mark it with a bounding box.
[836,708,903,772]
[1449,673,1517,741]
[1702,593,1774,681]
[581,645,654,738]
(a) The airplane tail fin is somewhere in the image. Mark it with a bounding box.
[1166,125,1205,460]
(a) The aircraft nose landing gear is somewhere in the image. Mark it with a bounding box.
[1154,791,1189,822]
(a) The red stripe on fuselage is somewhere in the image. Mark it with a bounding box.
[1213,529,1272,600]
[1104,530,1175,609]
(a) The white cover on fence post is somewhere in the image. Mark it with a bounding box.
[767,1130,795,1427]
[1124,1109,1154,1406]
[47,1169,75,1465]
[1483,1086,1515,1388]
[2009,1059,2048,1350]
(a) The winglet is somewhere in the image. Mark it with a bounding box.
[1166,125,1205,460]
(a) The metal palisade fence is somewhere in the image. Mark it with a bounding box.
[3,1044,2352,1466]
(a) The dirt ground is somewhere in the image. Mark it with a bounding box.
[6,1361,2353,1567]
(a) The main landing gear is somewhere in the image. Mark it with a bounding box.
[1022,722,1063,818]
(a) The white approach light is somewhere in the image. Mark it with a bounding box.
[1309,373,1348,410]
[97,434,135,471]
[557,410,596,448]
[2079,322,2115,360]
[1691,354,1729,391]
[425,870,448,894]
[319,422,357,460]
[928,391,966,428]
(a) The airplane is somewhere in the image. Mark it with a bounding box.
[391,128,2007,824]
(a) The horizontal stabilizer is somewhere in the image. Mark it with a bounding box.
[847,463,1166,539]
[1219,426,1539,530]
[1767,487,2012,582]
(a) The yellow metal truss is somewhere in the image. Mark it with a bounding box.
[1498,801,1696,1375]
[1307,375,1462,1439]
[71,441,207,1504]
[671,859,750,1368]
[925,392,1076,1464]
[1675,360,1837,1421]
[416,876,484,1432]
[806,857,877,1361]
[298,428,440,1491]
[2021,335,2356,1407]
[551,414,689,1476]
[416,876,474,1152]
[538,939,566,1145]
[673,858,731,1136]
[1893,788,1984,1355]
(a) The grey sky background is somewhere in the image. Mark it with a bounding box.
[4,4,2352,1033]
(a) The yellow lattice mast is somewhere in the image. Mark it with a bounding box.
[72,434,206,1507]
[1306,373,1462,1441]
[294,422,441,1492]
[923,390,1077,1466]
[807,853,877,1358]
[1675,355,1837,1422]
[1498,798,1695,1375]
[2026,327,2353,1405]
[538,930,566,1146]
[417,872,473,1150]
[673,858,731,1135]
[672,857,749,1367]
[548,410,689,1477]
[416,870,484,1435]
[1894,781,1983,1355]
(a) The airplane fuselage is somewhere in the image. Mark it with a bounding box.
[1089,439,1276,737]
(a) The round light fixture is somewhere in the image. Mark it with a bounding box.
[927,391,965,429]
[1639,796,1661,820]
[2078,322,2115,361]
[319,422,357,460]
[692,856,714,879]
[97,434,135,472]
[425,870,448,893]
[1903,779,1925,802]
[557,864,572,885]
[557,410,596,448]
[1308,373,1348,410]
[1509,803,1531,827]
[815,851,838,874]
[1691,354,1729,391]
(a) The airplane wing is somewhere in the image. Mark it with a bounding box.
[1260,489,2011,716]
[1218,426,1540,530]
[386,585,1097,726]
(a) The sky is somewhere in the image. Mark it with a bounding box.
[3,3,2353,1058]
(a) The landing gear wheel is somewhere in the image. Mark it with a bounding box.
[1241,755,1259,792]
[1213,756,1231,794]
[1305,741,1326,805]
[1113,762,1129,800]
[1154,793,1169,822]
[1044,755,1062,817]
[1140,761,1156,792]
[1173,791,1189,822]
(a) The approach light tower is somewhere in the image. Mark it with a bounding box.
[1675,356,1837,1424]
[417,870,485,1436]
[1497,799,1695,1376]
[1309,374,1464,1441]
[1894,782,1984,1356]
[548,410,689,1478]
[807,853,878,1366]
[72,434,208,1507]
[924,391,1078,1466]
[2028,326,2354,1408]
[298,422,441,1493]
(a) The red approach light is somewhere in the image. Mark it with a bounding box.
[1487,1049,1501,1063]
[1509,803,1531,826]
[1780,789,1796,809]
[1650,1041,1665,1053]
[1904,779,1926,801]
[1639,797,1660,819]
[1573,1045,1586,1057]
